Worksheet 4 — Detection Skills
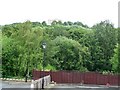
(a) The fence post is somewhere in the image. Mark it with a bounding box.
[42,77,44,89]
[31,80,34,90]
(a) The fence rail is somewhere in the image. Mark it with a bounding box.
[31,75,51,89]
[32,70,119,86]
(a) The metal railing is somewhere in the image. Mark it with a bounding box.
[31,75,51,89]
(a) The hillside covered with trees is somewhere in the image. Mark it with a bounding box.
[1,20,119,78]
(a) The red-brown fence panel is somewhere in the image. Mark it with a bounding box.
[32,70,119,85]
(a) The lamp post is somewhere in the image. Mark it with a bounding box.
[42,42,46,89]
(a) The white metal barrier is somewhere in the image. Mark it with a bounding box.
[31,75,51,89]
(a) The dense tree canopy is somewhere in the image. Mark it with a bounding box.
[1,20,119,78]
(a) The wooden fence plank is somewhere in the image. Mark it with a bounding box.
[32,70,119,85]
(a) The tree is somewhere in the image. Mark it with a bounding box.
[63,22,68,26]
[42,21,47,26]
[67,21,73,26]
[2,21,44,79]
[32,22,42,27]
[92,20,117,71]
[1,20,119,78]
[49,36,88,71]
[2,36,19,77]
[68,27,88,42]
[73,21,89,28]
[110,44,118,72]
[51,20,58,25]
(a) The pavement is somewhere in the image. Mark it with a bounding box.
[1,80,31,89]
[1,80,120,90]
[48,84,120,90]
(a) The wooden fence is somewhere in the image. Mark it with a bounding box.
[32,70,119,86]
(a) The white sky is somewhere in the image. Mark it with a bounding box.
[0,0,119,27]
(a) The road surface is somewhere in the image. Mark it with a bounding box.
[49,84,119,90]
[1,81,119,90]
[1,80,31,89]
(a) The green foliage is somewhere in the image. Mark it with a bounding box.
[42,21,47,26]
[2,21,44,77]
[50,36,84,70]
[45,64,56,71]
[92,20,117,71]
[1,20,118,78]
[110,44,118,72]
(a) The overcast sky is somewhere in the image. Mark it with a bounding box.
[0,0,119,27]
